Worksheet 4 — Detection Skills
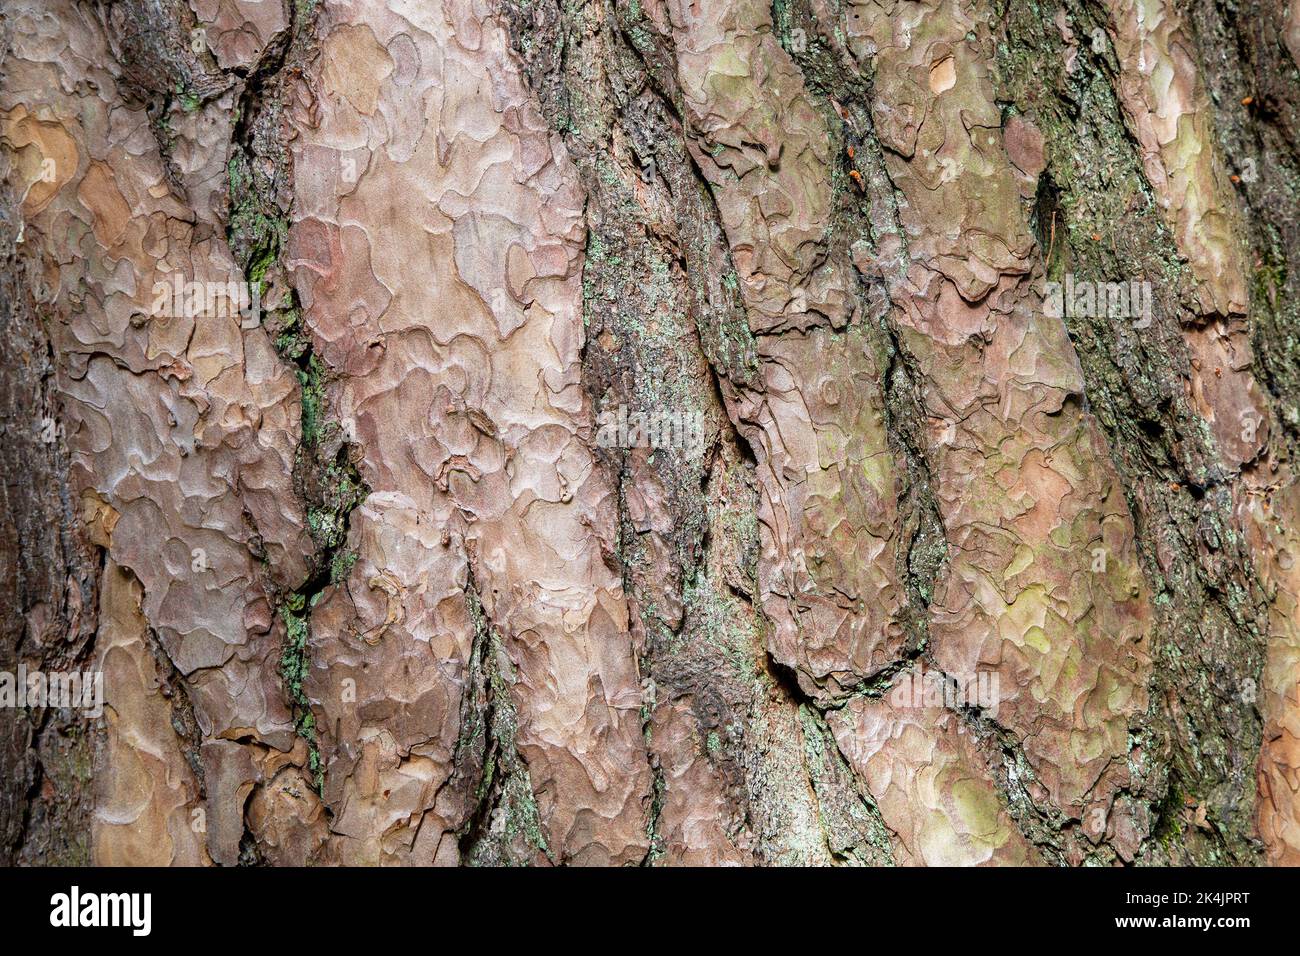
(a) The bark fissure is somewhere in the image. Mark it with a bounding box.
[453,575,552,866]
[997,0,1275,862]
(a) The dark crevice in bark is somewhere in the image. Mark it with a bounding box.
[124,568,207,792]
[237,822,267,866]
[0,170,99,864]
[774,0,1180,864]
[628,2,899,863]
[613,5,763,390]
[776,0,953,674]
[501,0,899,863]
[797,704,896,865]
[777,0,995,856]
[216,0,368,809]
[506,0,726,854]
[1184,0,1300,449]
[998,0,1269,863]
[639,736,668,865]
[94,0,246,196]
[453,573,552,866]
[505,0,683,863]
[225,2,303,272]
[753,643,895,863]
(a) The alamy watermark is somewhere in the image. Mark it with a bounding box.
[151,274,264,328]
[50,886,150,936]
[1045,273,1153,329]
[1,666,103,717]
[889,665,1000,719]
[596,404,705,458]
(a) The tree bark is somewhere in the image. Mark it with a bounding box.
[1,0,1298,865]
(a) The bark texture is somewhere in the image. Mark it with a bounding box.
[1,0,1298,866]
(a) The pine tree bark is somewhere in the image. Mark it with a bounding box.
[1,0,1298,865]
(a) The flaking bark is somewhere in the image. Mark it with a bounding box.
[2,0,1299,866]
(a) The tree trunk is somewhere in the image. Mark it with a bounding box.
[1,0,1298,866]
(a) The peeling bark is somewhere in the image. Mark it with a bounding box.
[2,0,1299,866]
